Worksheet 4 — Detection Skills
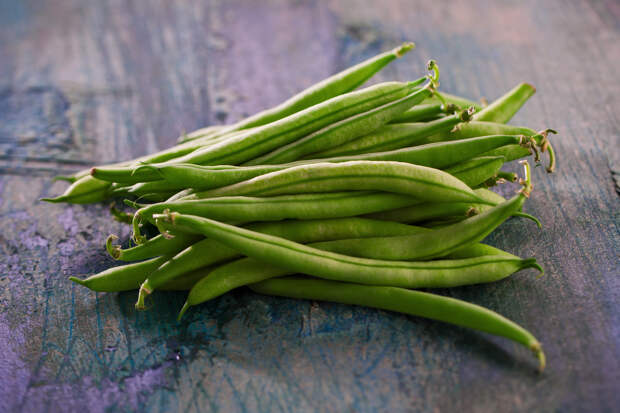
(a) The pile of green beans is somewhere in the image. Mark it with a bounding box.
[46,43,559,372]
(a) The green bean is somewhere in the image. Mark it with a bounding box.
[178,44,415,144]
[365,188,503,223]
[69,255,214,292]
[415,122,556,172]
[169,130,248,153]
[69,256,169,292]
[180,248,538,317]
[91,216,503,297]
[177,124,228,143]
[152,161,535,264]
[52,174,79,184]
[41,175,112,204]
[146,134,533,195]
[244,86,434,165]
[120,144,519,206]
[285,162,537,260]
[432,121,536,142]
[226,42,416,132]
[180,241,514,297]
[308,108,474,158]
[434,204,537,231]
[79,240,516,296]
[216,134,532,174]
[58,43,416,189]
[157,152,506,205]
[248,277,545,370]
[389,102,456,124]
[443,156,505,188]
[152,204,541,303]
[474,83,536,123]
[53,159,137,186]
[189,161,487,204]
[44,130,247,203]
[442,243,515,259]
[143,164,284,192]
[179,238,520,316]
[365,201,479,224]
[105,232,203,261]
[111,180,187,199]
[135,217,432,308]
[418,80,537,147]
[91,80,427,184]
[140,211,529,307]
[132,191,422,243]
[483,129,557,172]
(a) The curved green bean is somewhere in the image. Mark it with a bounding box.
[44,130,246,203]
[132,191,421,243]
[189,161,487,204]
[134,217,433,308]
[474,83,536,123]
[297,162,536,260]
[431,121,536,142]
[180,249,538,317]
[91,80,426,184]
[42,175,112,204]
[248,277,545,371]
[226,42,416,131]
[245,86,434,165]
[443,156,505,188]
[69,256,213,292]
[151,162,535,263]
[308,108,474,158]
[69,256,169,292]
[365,187,504,223]
[148,134,533,194]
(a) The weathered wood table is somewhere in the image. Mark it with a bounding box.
[1,1,618,411]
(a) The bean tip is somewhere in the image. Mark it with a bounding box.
[522,258,544,276]
[177,302,190,321]
[52,175,76,183]
[523,82,537,94]
[513,212,542,229]
[395,42,415,57]
[69,276,88,287]
[40,196,63,203]
[123,198,145,209]
[532,343,546,373]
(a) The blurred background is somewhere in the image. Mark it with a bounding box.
[0,1,618,412]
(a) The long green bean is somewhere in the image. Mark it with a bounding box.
[249,277,545,371]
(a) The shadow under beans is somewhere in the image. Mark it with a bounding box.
[128,287,545,377]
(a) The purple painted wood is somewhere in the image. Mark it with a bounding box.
[1,0,619,412]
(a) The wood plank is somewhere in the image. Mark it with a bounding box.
[0,0,618,412]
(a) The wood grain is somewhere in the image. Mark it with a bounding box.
[0,0,618,412]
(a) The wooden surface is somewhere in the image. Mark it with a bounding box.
[1,1,619,412]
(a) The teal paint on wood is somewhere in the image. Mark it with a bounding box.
[0,0,619,412]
